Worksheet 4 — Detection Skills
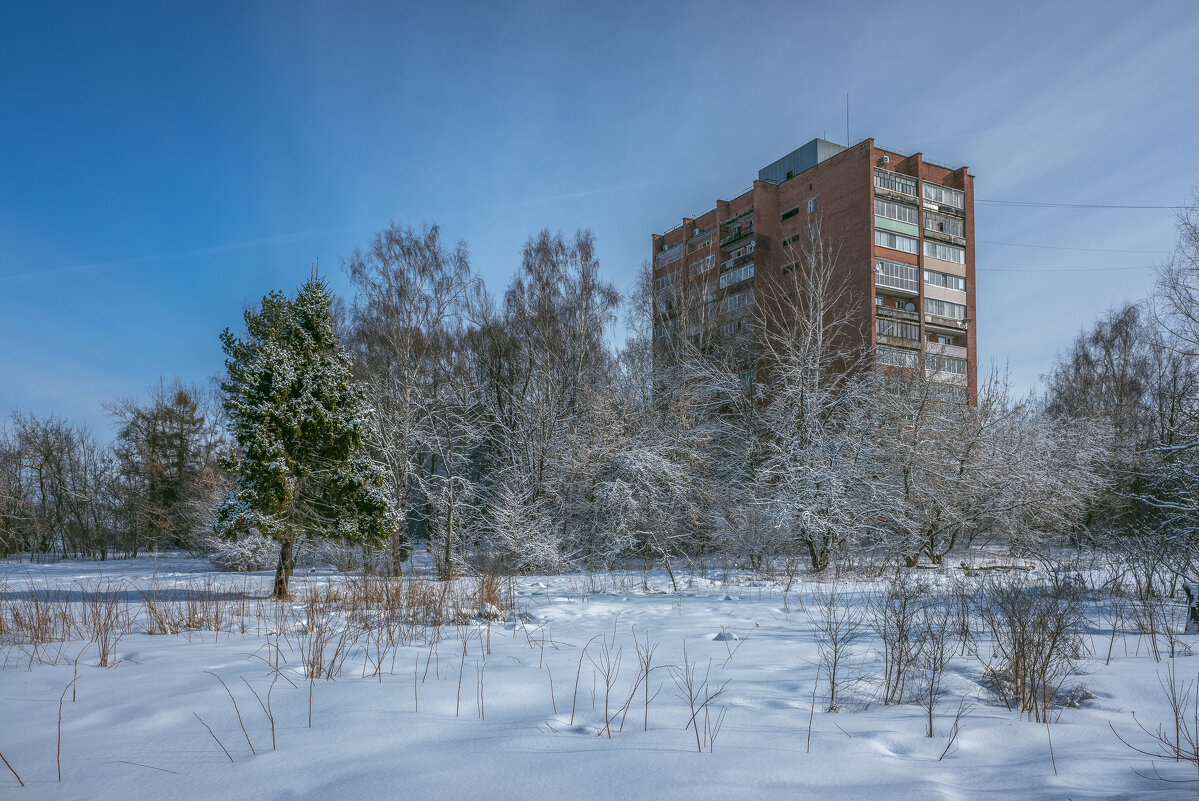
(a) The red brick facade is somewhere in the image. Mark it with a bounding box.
[651,138,976,400]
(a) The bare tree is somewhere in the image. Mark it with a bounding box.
[876,368,1107,566]
[343,223,476,574]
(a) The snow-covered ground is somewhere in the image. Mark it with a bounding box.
[1,555,1195,799]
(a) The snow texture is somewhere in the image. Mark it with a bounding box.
[1,555,1196,800]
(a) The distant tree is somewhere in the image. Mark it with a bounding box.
[877,370,1107,567]
[106,379,224,554]
[215,275,397,598]
[467,230,621,570]
[343,223,477,574]
[0,413,116,559]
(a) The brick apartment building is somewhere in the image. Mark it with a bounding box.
[650,138,976,399]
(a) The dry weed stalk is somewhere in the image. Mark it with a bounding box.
[670,641,729,753]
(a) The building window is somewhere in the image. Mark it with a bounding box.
[927,354,968,375]
[874,198,919,226]
[923,269,966,292]
[727,241,755,259]
[923,210,965,239]
[876,259,919,292]
[654,269,680,293]
[876,346,919,368]
[923,240,965,264]
[874,168,918,197]
[686,231,714,253]
[928,383,968,402]
[878,319,920,341]
[719,262,755,289]
[875,229,919,254]
[721,289,754,314]
[923,182,965,210]
[808,197,818,214]
[781,206,799,221]
[924,297,967,320]
[690,254,716,276]
[654,242,684,268]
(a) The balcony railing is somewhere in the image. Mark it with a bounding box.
[925,341,967,359]
[925,313,967,329]
[720,227,753,248]
[923,210,966,245]
[721,253,755,272]
[878,305,920,323]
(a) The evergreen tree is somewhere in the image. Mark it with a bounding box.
[215,275,397,597]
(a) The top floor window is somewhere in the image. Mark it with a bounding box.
[654,243,683,268]
[923,182,965,210]
[686,231,713,253]
[875,168,918,197]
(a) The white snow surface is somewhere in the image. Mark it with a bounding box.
[0,555,1194,799]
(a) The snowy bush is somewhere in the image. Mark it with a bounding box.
[299,539,371,572]
[207,533,279,572]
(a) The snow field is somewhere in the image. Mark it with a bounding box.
[1,557,1196,800]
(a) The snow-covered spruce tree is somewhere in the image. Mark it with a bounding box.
[215,275,398,598]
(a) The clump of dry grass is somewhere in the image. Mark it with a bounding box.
[2,566,508,675]
[1,579,81,666]
[77,579,131,667]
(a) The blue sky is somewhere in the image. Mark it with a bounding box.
[3,1,1198,436]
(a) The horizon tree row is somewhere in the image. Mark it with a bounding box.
[2,189,1196,582]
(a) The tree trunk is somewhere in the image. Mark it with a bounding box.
[806,539,829,572]
[390,528,405,577]
[442,484,455,580]
[273,536,296,599]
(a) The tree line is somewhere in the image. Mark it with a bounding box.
[2,192,1197,581]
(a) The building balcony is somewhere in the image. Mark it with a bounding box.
[877,335,920,350]
[925,341,967,359]
[721,253,755,272]
[927,369,968,386]
[875,258,919,295]
[874,168,918,199]
[720,229,753,249]
[878,305,920,324]
[924,230,967,248]
[925,313,967,329]
[875,275,919,296]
